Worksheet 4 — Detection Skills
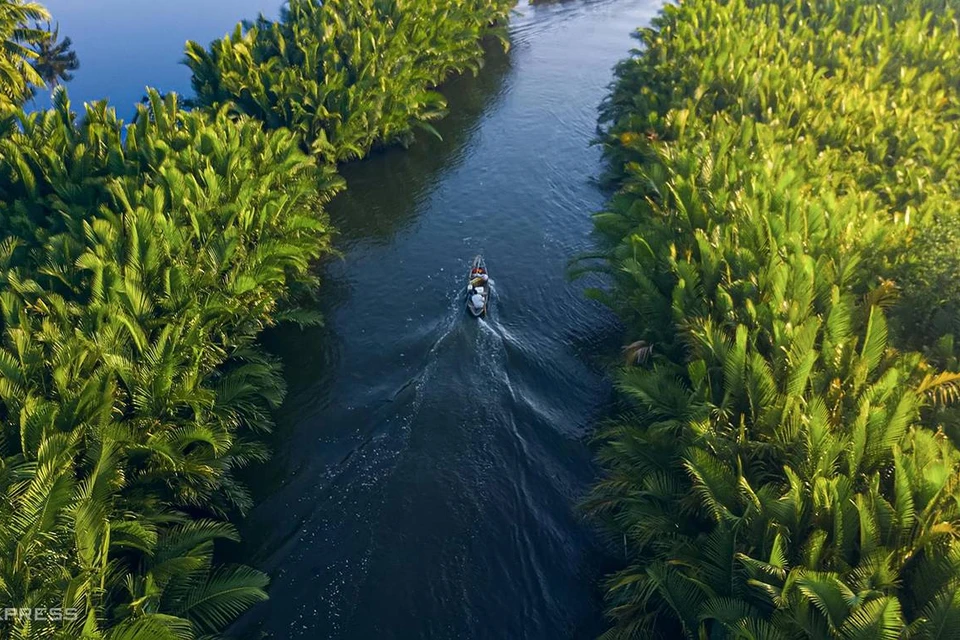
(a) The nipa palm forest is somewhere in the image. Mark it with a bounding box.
[585,0,960,637]
[2,0,960,638]
[0,0,512,637]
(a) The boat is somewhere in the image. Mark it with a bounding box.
[466,255,490,317]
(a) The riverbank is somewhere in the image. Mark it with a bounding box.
[587,0,960,636]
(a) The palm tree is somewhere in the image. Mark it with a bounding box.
[31,21,77,86]
[184,0,513,163]
[585,0,960,636]
[0,88,334,638]
[0,0,49,108]
[110,518,269,636]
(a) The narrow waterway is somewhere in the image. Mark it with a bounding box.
[237,1,660,637]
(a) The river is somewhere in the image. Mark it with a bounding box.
[38,0,660,637]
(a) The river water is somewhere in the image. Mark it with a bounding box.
[40,0,660,637]
[239,2,659,636]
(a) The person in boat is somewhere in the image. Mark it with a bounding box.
[469,271,488,287]
[470,290,485,311]
[467,263,489,311]
[467,274,487,301]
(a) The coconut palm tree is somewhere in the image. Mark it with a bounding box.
[31,21,77,86]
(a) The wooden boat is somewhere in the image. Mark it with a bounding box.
[466,255,489,317]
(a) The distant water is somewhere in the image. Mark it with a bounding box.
[35,0,281,114]
[37,0,663,637]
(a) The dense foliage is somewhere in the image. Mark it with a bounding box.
[0,0,49,110]
[586,0,960,637]
[0,0,512,637]
[184,0,513,163]
[0,88,334,639]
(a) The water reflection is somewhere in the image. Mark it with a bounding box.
[329,41,514,246]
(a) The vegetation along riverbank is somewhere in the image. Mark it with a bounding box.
[0,0,511,637]
[585,0,960,637]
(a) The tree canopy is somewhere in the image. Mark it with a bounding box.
[0,0,49,110]
[185,0,513,164]
[586,0,960,637]
[0,87,331,639]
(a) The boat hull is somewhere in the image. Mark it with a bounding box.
[467,303,486,317]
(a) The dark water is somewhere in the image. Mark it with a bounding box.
[237,1,659,638]
[39,0,661,637]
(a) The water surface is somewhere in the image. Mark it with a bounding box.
[37,0,280,111]
[239,1,659,637]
